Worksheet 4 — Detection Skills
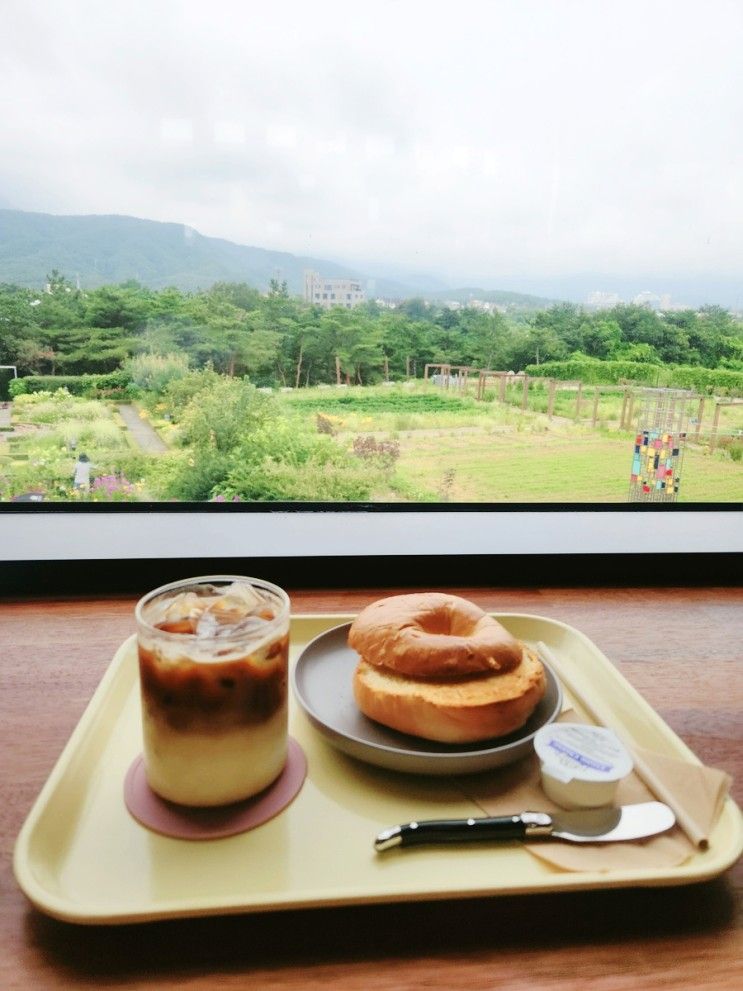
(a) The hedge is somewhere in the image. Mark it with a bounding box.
[9,371,135,399]
[524,359,662,386]
[664,365,743,396]
[525,360,743,396]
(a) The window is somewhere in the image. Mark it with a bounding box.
[0,1,740,573]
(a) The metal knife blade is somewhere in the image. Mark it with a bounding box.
[548,801,675,842]
[374,801,675,851]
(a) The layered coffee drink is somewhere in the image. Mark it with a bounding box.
[135,576,290,806]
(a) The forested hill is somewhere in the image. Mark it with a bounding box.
[0,209,361,294]
[0,209,554,309]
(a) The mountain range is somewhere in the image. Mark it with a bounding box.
[0,208,738,310]
[0,209,555,308]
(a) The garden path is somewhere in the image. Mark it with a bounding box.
[118,404,168,453]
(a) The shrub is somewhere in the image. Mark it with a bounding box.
[177,378,275,452]
[124,353,191,394]
[9,371,132,399]
[218,457,383,501]
[316,413,337,435]
[154,449,232,501]
[352,434,400,470]
[717,437,743,462]
[56,420,128,449]
[161,367,224,415]
[12,390,112,425]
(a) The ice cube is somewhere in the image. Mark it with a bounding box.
[164,591,202,620]
[195,609,221,639]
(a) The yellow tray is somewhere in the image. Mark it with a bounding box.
[13,613,743,925]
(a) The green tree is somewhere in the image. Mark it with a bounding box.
[184,295,251,376]
[459,310,512,369]
[268,277,290,299]
[612,304,665,351]
[0,287,40,369]
[583,318,622,359]
[532,303,584,353]
[84,285,152,330]
[321,308,384,384]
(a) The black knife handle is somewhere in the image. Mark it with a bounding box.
[375,815,529,851]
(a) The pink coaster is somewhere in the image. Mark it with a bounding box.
[124,737,307,840]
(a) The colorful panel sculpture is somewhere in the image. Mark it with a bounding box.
[629,429,685,502]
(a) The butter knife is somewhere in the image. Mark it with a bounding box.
[374,801,675,851]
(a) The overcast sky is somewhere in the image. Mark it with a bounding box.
[1,0,741,288]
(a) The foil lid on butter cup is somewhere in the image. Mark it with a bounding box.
[533,723,633,809]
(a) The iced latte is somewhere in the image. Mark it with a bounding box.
[135,576,290,807]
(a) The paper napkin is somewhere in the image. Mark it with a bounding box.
[456,711,732,873]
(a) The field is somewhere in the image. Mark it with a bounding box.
[1,381,742,502]
[390,426,743,502]
[285,384,743,503]
[280,384,742,502]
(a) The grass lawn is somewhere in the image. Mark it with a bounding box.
[392,426,743,503]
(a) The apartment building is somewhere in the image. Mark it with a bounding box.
[303,270,366,309]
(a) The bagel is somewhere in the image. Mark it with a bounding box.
[352,647,546,744]
[348,593,546,743]
[348,592,523,678]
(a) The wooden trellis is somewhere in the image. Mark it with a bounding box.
[427,365,742,441]
[709,398,743,452]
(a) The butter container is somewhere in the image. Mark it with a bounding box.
[533,723,633,809]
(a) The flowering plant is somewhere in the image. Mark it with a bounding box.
[88,474,141,501]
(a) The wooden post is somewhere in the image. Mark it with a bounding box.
[626,391,635,431]
[695,396,705,438]
[424,363,431,381]
[499,374,507,402]
[710,402,722,452]
[384,355,389,381]
[591,388,601,428]
[547,379,556,419]
[406,356,411,379]
[294,342,304,389]
[521,375,529,411]
[335,355,341,385]
[620,389,629,430]
[575,381,583,421]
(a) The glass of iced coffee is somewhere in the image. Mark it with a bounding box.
[135,575,290,807]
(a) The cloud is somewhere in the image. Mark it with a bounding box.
[1,0,741,285]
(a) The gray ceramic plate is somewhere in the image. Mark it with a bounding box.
[292,622,563,776]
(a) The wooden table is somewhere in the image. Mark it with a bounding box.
[2,586,741,990]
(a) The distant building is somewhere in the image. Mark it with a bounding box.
[304,270,366,309]
[632,291,663,310]
[585,291,622,310]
